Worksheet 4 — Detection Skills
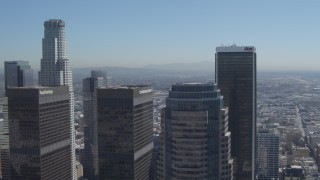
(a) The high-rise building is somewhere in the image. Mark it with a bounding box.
[1,61,33,179]
[97,85,153,180]
[83,70,110,180]
[157,83,233,180]
[39,19,70,87]
[90,70,112,87]
[215,45,257,179]
[38,19,76,179]
[0,97,9,180]
[219,108,234,180]
[149,134,160,180]
[7,86,72,180]
[256,129,280,180]
[4,61,33,96]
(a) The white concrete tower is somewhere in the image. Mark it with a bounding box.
[39,19,76,180]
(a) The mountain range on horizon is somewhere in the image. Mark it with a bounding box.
[143,61,214,72]
[70,61,215,83]
[1,60,319,80]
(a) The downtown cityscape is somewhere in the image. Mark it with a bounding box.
[1,1,320,180]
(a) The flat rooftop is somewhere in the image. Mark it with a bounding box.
[216,45,256,52]
[100,85,150,89]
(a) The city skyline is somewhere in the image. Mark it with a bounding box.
[0,1,320,71]
[0,7,319,179]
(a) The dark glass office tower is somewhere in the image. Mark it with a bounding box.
[157,83,233,180]
[7,86,72,180]
[215,46,257,180]
[82,70,109,180]
[4,61,33,96]
[150,135,160,180]
[1,61,33,180]
[97,85,153,180]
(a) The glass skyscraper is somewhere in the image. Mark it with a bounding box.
[38,19,76,179]
[97,85,153,180]
[157,83,233,180]
[83,70,110,180]
[215,45,257,180]
[7,86,72,180]
[4,61,33,96]
[1,61,33,180]
[0,97,9,180]
[39,19,71,88]
[256,129,279,180]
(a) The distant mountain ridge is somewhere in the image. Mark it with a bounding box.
[144,61,214,72]
[71,61,215,80]
[0,61,215,83]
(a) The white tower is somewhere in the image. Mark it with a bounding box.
[39,19,76,180]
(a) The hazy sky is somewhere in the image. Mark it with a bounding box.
[0,0,319,70]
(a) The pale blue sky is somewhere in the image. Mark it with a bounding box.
[0,0,319,70]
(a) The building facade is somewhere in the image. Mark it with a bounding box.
[256,129,280,180]
[7,86,72,180]
[157,83,233,180]
[97,85,153,179]
[90,70,112,87]
[38,19,75,179]
[39,19,70,87]
[0,97,9,180]
[149,134,160,180]
[1,61,33,179]
[216,45,257,180]
[82,70,110,180]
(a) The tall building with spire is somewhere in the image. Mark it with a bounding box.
[38,19,75,179]
[215,45,257,180]
[39,19,70,87]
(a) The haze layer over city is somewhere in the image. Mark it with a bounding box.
[1,1,320,70]
[0,1,320,180]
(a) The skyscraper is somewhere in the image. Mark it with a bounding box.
[97,85,153,179]
[1,61,33,179]
[83,70,110,180]
[215,45,257,179]
[256,129,280,180]
[157,83,233,180]
[7,86,72,180]
[4,61,33,96]
[90,70,112,87]
[38,19,76,179]
[0,97,9,180]
[39,19,71,87]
